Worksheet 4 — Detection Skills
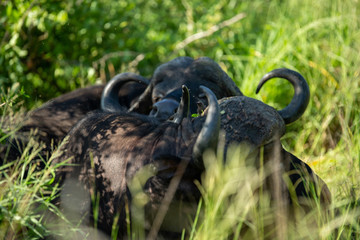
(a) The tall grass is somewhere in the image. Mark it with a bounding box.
[0,85,53,239]
[0,86,86,239]
[196,0,360,238]
[190,144,360,240]
[1,0,360,239]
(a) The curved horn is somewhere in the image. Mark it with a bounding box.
[192,86,220,170]
[256,68,310,124]
[101,73,149,112]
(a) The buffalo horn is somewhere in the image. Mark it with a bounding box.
[256,68,310,124]
[192,86,220,169]
[172,85,190,124]
[101,73,149,112]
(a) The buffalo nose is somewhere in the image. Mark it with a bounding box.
[150,99,179,121]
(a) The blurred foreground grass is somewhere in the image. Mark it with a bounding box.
[1,0,360,238]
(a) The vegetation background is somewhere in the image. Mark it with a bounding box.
[1,0,360,239]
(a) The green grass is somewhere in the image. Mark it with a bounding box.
[0,88,57,239]
[1,0,360,239]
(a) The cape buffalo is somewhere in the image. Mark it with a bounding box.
[53,69,330,238]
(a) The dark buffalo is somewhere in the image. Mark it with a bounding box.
[53,69,330,238]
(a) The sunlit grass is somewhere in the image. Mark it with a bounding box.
[191,145,360,240]
[0,87,54,239]
[188,0,360,238]
[0,86,82,239]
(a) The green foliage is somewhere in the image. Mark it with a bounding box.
[2,0,249,108]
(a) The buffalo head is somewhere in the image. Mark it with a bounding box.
[101,56,242,120]
[151,67,310,125]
